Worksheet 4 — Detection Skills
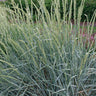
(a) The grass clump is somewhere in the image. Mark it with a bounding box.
[0,0,96,96]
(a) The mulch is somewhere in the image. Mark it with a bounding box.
[71,20,96,27]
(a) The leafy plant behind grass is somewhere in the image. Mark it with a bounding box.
[0,0,96,96]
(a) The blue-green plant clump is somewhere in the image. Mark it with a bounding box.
[0,0,96,96]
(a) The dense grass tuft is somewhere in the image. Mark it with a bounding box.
[0,0,96,96]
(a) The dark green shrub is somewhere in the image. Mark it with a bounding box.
[69,0,96,21]
[83,0,96,20]
[4,0,37,12]
[4,0,51,12]
[3,0,96,21]
[4,0,51,21]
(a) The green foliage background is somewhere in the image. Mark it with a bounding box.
[73,0,96,20]
[1,0,96,21]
